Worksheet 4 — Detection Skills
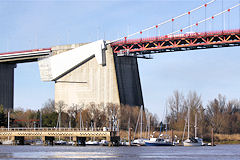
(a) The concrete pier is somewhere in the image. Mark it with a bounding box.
[54,43,143,109]
[0,63,16,110]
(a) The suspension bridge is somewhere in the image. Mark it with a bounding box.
[0,0,240,110]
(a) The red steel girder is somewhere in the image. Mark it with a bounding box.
[111,29,240,54]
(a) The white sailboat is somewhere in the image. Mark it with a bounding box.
[145,121,173,146]
[132,105,147,146]
[183,108,203,147]
[86,140,99,145]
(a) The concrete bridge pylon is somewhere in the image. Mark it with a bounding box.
[39,40,143,110]
[0,63,16,110]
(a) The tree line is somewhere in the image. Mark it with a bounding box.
[166,91,240,139]
[0,99,159,133]
[1,91,239,139]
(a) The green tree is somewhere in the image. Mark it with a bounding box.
[42,112,58,127]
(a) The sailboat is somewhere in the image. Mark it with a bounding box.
[132,105,147,146]
[145,121,173,146]
[183,107,203,146]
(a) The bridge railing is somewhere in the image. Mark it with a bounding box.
[111,29,240,45]
[0,127,109,132]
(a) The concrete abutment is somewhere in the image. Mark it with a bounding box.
[54,44,144,109]
[0,42,144,111]
[0,63,16,110]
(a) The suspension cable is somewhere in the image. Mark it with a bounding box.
[109,0,216,44]
[168,3,240,36]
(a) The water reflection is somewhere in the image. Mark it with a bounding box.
[0,145,240,159]
[1,152,118,159]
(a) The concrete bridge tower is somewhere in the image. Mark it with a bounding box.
[39,40,143,109]
[0,63,15,110]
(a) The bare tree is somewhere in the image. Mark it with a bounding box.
[42,99,55,113]
[206,94,225,133]
[55,100,67,128]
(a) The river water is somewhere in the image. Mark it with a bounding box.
[0,144,239,159]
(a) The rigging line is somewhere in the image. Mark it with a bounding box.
[167,3,240,36]
[109,0,216,44]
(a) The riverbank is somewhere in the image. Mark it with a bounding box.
[119,130,240,144]
[214,134,240,144]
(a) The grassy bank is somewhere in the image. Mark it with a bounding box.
[214,134,240,144]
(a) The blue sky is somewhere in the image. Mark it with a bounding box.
[0,0,240,120]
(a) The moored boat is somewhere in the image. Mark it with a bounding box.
[145,137,173,146]
[183,107,204,147]
[132,138,147,146]
[86,140,99,145]
[2,140,13,145]
[99,140,109,146]
[183,137,203,146]
[55,140,67,145]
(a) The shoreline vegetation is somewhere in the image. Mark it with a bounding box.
[119,130,240,145]
[0,91,239,145]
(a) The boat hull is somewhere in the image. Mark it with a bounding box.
[145,142,173,146]
[183,142,202,146]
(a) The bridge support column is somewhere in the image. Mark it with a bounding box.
[0,63,16,110]
[42,136,54,146]
[73,137,86,146]
[54,44,143,109]
[110,131,120,146]
[14,136,24,145]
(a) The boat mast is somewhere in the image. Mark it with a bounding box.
[8,111,10,131]
[140,105,143,139]
[194,113,197,138]
[8,111,10,141]
[79,109,82,130]
[187,105,190,139]
[182,117,187,142]
[40,110,42,128]
[166,106,168,135]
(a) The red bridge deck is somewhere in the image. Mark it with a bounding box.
[111,29,240,56]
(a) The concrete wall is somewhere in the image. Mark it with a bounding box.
[54,43,143,110]
[55,44,120,109]
[0,63,15,110]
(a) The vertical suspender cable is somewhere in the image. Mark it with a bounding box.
[228,10,230,30]
[222,0,224,31]
[239,0,240,29]
[188,12,191,32]
[205,4,207,33]
[156,25,158,40]
[159,26,161,37]
[211,17,213,31]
